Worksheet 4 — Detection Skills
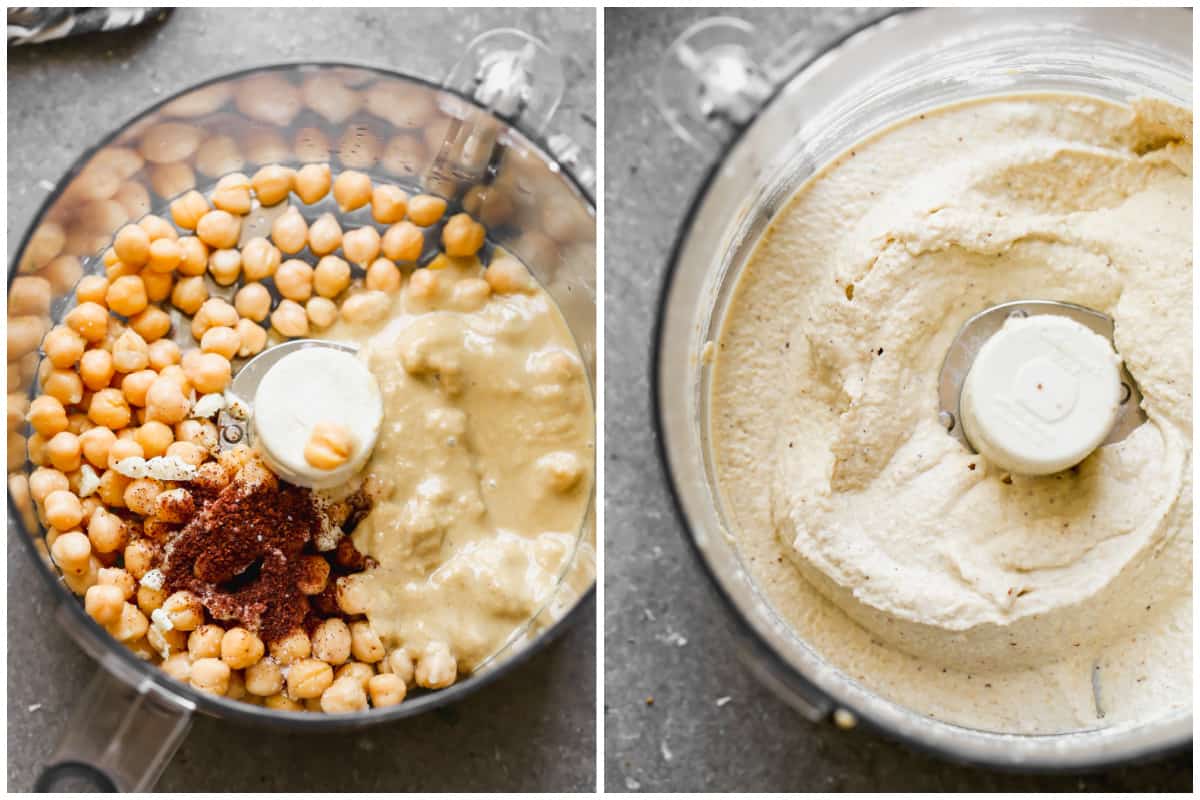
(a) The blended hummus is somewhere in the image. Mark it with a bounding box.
[710,94,1192,733]
[334,254,594,675]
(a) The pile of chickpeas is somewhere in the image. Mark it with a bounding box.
[15,162,525,712]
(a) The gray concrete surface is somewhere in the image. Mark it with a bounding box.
[603,7,1191,792]
[7,8,595,793]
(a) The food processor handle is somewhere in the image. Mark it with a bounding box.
[34,605,194,792]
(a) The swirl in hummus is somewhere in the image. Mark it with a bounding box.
[711,94,1192,732]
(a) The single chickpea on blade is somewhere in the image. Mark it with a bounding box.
[304,421,355,471]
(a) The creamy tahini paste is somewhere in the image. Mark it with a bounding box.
[710,94,1192,733]
[332,254,593,673]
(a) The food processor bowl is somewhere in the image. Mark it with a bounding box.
[9,34,595,791]
[653,7,1190,770]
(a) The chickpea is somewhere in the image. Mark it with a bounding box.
[240,237,280,282]
[208,248,242,286]
[407,194,447,227]
[165,440,205,467]
[304,421,354,470]
[201,326,241,360]
[29,467,69,504]
[8,392,30,434]
[212,173,252,215]
[124,478,163,517]
[336,660,375,688]
[190,658,231,695]
[386,648,415,685]
[320,675,368,713]
[294,163,331,204]
[76,352,113,395]
[134,420,174,458]
[177,236,209,276]
[286,658,334,699]
[163,362,193,395]
[97,566,136,599]
[305,297,338,330]
[215,627,264,670]
[271,206,308,254]
[107,601,150,643]
[340,290,390,325]
[441,213,486,257]
[169,190,210,230]
[44,488,84,530]
[121,539,155,578]
[147,339,181,371]
[342,226,381,267]
[252,164,294,206]
[138,215,176,242]
[43,254,85,295]
[272,260,312,303]
[311,618,351,665]
[142,239,181,277]
[195,135,244,179]
[45,431,82,472]
[106,259,140,281]
[149,161,196,199]
[9,276,51,317]
[88,506,126,553]
[38,328,83,372]
[170,275,208,316]
[485,257,534,294]
[185,353,231,395]
[331,170,371,212]
[75,275,110,306]
[111,329,150,374]
[106,275,149,317]
[175,418,217,451]
[335,574,370,615]
[161,652,192,683]
[79,426,117,469]
[129,307,172,343]
[114,224,151,267]
[365,258,402,293]
[264,693,303,712]
[415,641,457,689]
[43,368,83,406]
[371,185,408,224]
[162,590,204,631]
[233,283,271,322]
[349,621,385,663]
[66,302,110,343]
[267,629,310,666]
[381,221,424,262]
[107,438,143,469]
[140,269,174,304]
[244,658,284,696]
[307,213,343,256]
[51,530,92,576]
[270,300,309,338]
[308,258,349,301]
[188,624,224,659]
[27,395,68,437]
[193,297,239,336]
[367,673,407,707]
[145,376,191,425]
[196,210,240,250]
[235,319,268,358]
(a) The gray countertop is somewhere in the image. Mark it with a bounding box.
[602,7,1191,792]
[7,8,595,792]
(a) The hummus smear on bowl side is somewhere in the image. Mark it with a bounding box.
[709,94,1192,733]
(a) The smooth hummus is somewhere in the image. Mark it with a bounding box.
[334,254,594,675]
[711,94,1192,733]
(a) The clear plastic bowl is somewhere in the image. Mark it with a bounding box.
[655,7,1190,769]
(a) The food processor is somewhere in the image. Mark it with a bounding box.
[653,7,1190,769]
[7,29,595,791]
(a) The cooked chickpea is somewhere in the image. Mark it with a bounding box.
[201,326,241,360]
[441,213,486,257]
[140,269,174,304]
[106,275,149,317]
[304,421,354,470]
[175,418,216,450]
[144,377,190,425]
[307,213,342,256]
[270,300,309,338]
[220,627,265,669]
[107,601,149,643]
[187,353,231,395]
[44,488,84,530]
[129,306,172,343]
[238,238,280,282]
[147,339,181,371]
[371,185,408,224]
[301,297,336,330]
[311,256,349,299]
[96,565,135,597]
[450,278,491,312]
[145,237,182,275]
[332,170,371,212]
[123,538,156,578]
[235,319,268,358]
[208,248,242,286]
[349,621,385,663]
[123,477,163,516]
[190,658,231,695]
[134,420,174,458]
[386,648,415,685]
[271,206,308,254]
[230,284,269,323]
[194,297,239,334]
[28,395,68,437]
[9,316,48,362]
[29,467,70,504]
[244,658,284,696]
[51,530,92,576]
[170,275,209,316]
[335,574,370,615]
[75,275,110,306]
[77,351,113,394]
[264,693,303,711]
[485,257,534,294]
[196,209,241,250]
[415,641,457,689]
[311,618,351,665]
[165,440,205,467]
[87,506,126,553]
[79,426,117,469]
[188,624,224,659]
[10,275,52,316]
[407,195,446,227]
[212,173,252,215]
[294,163,332,204]
[106,438,143,469]
[367,673,407,707]
[287,658,333,699]
[66,302,110,342]
[341,290,391,325]
[42,326,86,369]
[161,652,192,682]
[111,329,150,373]
[252,164,293,206]
[336,660,376,688]
[138,214,177,242]
[46,432,82,472]
[113,224,151,267]
[177,236,209,276]
[365,258,402,293]
[381,220,424,262]
[342,225,381,266]
[162,590,204,631]
[169,190,210,230]
[42,366,82,405]
[320,675,368,713]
